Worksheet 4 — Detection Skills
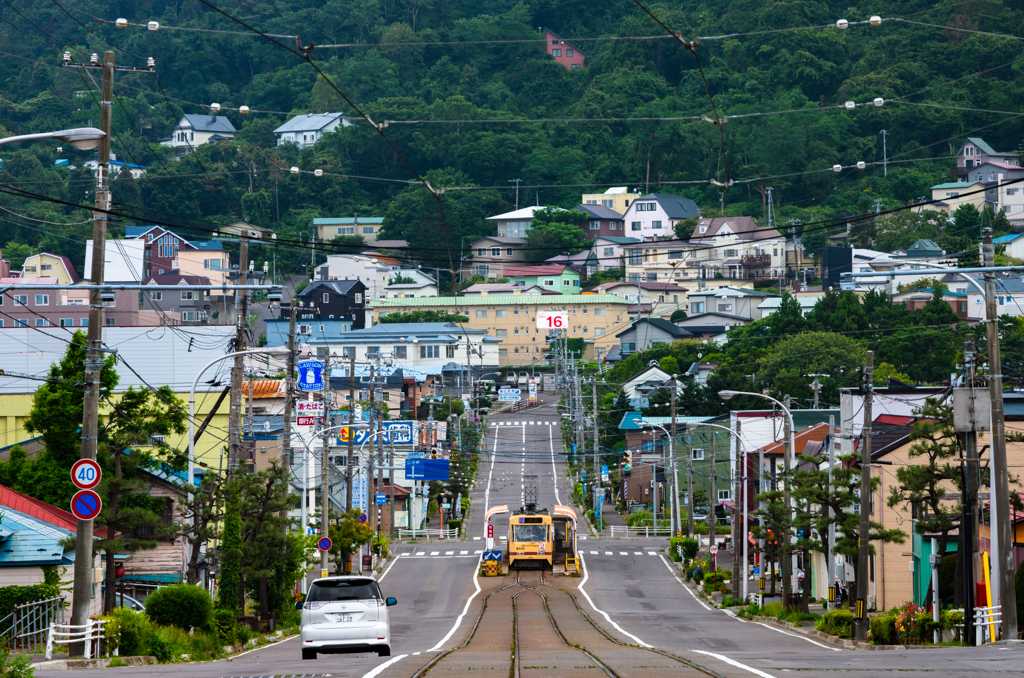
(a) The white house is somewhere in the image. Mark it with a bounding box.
[84,238,146,282]
[274,113,352,147]
[383,282,439,298]
[688,216,786,279]
[486,206,547,238]
[314,255,437,301]
[621,193,700,241]
[621,364,685,402]
[592,236,640,270]
[756,294,821,319]
[994,233,1024,259]
[161,114,236,152]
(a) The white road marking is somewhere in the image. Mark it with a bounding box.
[359,653,409,678]
[228,633,297,659]
[379,556,400,582]
[605,551,612,555]
[578,554,651,647]
[445,551,454,555]
[399,553,410,557]
[691,650,776,678]
[648,551,657,556]
[428,550,483,652]
[619,551,628,556]
[634,552,643,556]
[475,550,483,554]
[430,551,439,556]
[754,620,841,650]
[549,424,561,505]
[590,551,598,555]
[460,550,468,555]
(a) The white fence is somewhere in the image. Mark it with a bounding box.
[45,618,106,660]
[397,528,460,540]
[608,525,674,538]
[974,605,1000,645]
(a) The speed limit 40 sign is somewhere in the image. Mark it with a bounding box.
[536,311,568,330]
[70,459,102,490]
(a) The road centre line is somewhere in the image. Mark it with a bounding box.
[691,650,777,678]
[578,554,651,647]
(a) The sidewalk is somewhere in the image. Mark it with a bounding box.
[598,502,627,533]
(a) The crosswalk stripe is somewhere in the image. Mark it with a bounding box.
[400,553,410,557]
[648,551,657,556]
[445,551,454,555]
[460,550,468,554]
[474,550,483,554]
[605,551,612,555]
[590,551,598,555]
[619,552,628,556]
[430,551,439,556]
[634,552,643,556]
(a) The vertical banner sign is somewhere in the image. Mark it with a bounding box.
[528,380,538,402]
[296,360,325,392]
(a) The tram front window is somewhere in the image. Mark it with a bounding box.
[513,525,547,542]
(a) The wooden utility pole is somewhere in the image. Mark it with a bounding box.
[853,352,874,640]
[346,353,355,514]
[229,238,249,470]
[71,50,113,655]
[782,394,793,611]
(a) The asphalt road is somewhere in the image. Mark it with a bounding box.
[37,397,1024,677]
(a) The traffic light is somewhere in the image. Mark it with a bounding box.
[430,447,438,459]
[623,450,632,476]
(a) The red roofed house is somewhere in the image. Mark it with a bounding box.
[504,264,581,291]
[540,28,585,70]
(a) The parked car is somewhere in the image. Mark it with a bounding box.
[298,576,397,659]
[115,593,145,612]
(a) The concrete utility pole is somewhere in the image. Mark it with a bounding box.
[733,420,742,593]
[592,379,600,513]
[346,353,355,513]
[71,51,113,651]
[981,228,1018,640]
[280,303,297,529]
[320,355,333,577]
[509,178,522,209]
[853,352,874,641]
[368,364,377,529]
[880,129,889,177]
[827,415,836,610]
[962,334,980,645]
[686,429,694,538]
[670,375,678,536]
[781,394,794,610]
[709,433,716,569]
[229,236,249,469]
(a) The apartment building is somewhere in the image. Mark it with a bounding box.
[582,187,640,215]
[373,294,632,365]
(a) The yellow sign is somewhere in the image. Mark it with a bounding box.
[335,427,354,444]
[321,569,328,579]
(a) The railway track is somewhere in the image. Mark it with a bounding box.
[404,571,725,678]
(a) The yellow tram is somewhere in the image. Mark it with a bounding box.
[485,503,579,572]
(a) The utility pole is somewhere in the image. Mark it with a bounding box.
[509,178,522,210]
[982,227,1018,640]
[346,353,355,514]
[280,303,297,529]
[853,352,874,641]
[368,363,378,530]
[686,429,694,538]
[734,420,744,600]
[827,415,836,610]
[319,355,333,578]
[669,374,678,537]
[962,334,980,645]
[880,129,889,177]
[782,394,794,611]
[71,51,113,652]
[709,432,716,570]
[592,379,600,519]
[229,236,249,470]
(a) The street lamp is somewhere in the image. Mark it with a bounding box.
[688,421,759,602]
[718,389,797,607]
[632,419,678,537]
[0,127,106,150]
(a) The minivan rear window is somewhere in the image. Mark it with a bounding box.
[307,579,381,602]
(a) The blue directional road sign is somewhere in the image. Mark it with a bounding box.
[482,550,503,562]
[296,360,325,392]
[375,494,386,505]
[405,458,450,481]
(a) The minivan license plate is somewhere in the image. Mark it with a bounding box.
[329,613,353,623]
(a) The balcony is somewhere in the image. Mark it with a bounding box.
[741,254,771,267]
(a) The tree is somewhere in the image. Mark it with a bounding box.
[389,274,417,285]
[329,509,375,574]
[757,332,866,403]
[658,356,679,374]
[377,309,469,323]
[751,490,791,596]
[524,220,589,261]
[674,216,699,241]
[897,277,948,293]
[670,309,687,323]
[766,292,808,337]
[96,386,188,613]
[175,473,225,585]
[20,332,119,505]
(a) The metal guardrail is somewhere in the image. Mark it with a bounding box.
[608,525,674,538]
[0,595,65,654]
[45,618,105,660]
[974,605,1000,645]
[397,528,460,540]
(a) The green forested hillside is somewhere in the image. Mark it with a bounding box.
[0,0,1021,276]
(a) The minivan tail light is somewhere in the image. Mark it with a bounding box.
[304,601,328,610]
[361,598,385,607]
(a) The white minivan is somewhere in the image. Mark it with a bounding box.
[299,576,397,659]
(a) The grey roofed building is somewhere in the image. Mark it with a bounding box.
[274,113,352,147]
[615,316,694,339]
[898,238,944,258]
[616,317,695,357]
[643,193,700,219]
[181,113,236,134]
[690,216,782,241]
[574,204,624,221]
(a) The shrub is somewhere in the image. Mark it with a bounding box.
[816,608,854,638]
[447,519,462,536]
[151,623,222,662]
[870,615,897,645]
[144,584,213,632]
[108,608,153,656]
[762,602,785,619]
[147,632,172,663]
[672,537,700,562]
[212,609,237,646]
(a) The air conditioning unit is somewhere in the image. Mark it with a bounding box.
[644,488,649,495]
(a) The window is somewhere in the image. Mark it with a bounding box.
[725,249,738,257]
[629,221,641,231]
[499,348,508,357]
[595,308,606,316]
[594,327,605,336]
[718,303,732,312]
[323,292,330,303]
[718,489,731,501]
[477,248,486,257]
[603,247,614,256]
[475,310,487,318]
[181,290,194,300]
[590,221,601,230]
[566,48,573,56]
[602,199,613,208]
[492,247,501,256]
[446,345,456,358]
[342,347,355,358]
[514,309,519,315]
[394,346,407,359]
[41,264,52,271]
[1005,206,1013,213]
[965,146,975,156]
[105,317,116,326]
[366,346,380,357]
[476,265,490,276]
[691,448,704,461]
[35,294,49,306]
[35,318,48,327]
[496,309,508,318]
[648,273,657,281]
[692,302,705,313]
[150,291,163,301]
[773,248,778,256]
[652,220,662,229]
[180,311,197,322]
[552,48,561,56]
[355,293,363,304]
[23,266,36,273]
[622,342,635,353]
[543,279,555,287]
[582,326,588,334]
[563,280,571,286]
[496,328,507,337]
[514,328,520,336]
[14,319,26,327]
[699,225,707,234]
[363,226,375,234]
[60,318,73,327]
[514,347,520,354]
[13,295,27,306]
[1008,188,1018,195]
[420,345,439,358]
[0,320,3,327]
[506,248,514,256]
[629,251,643,265]
[80,318,88,326]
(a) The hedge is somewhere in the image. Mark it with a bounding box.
[144,584,213,631]
[0,567,61,620]
[870,615,897,645]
